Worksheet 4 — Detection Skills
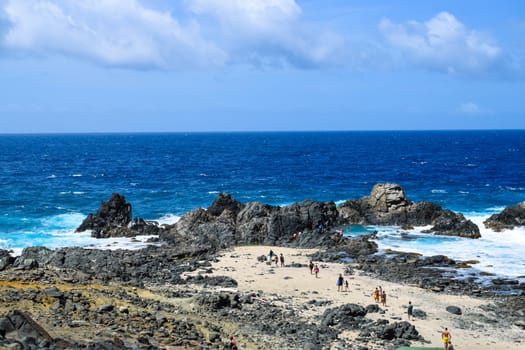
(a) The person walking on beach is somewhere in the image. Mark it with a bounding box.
[336,274,344,291]
[373,288,380,303]
[279,253,285,267]
[314,264,320,278]
[309,261,314,275]
[407,301,414,320]
[441,328,451,349]
[344,279,349,292]
[381,290,386,306]
[446,341,455,350]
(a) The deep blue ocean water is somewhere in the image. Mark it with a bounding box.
[1,131,525,279]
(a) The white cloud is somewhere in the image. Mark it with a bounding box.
[0,0,344,69]
[457,102,493,115]
[380,12,503,77]
[1,0,226,68]
[186,0,344,68]
[458,102,481,114]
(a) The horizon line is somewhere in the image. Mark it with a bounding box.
[1,128,525,136]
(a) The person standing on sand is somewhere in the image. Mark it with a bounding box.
[373,287,380,303]
[446,341,454,350]
[309,261,314,275]
[381,290,386,306]
[279,253,285,267]
[407,301,414,320]
[441,328,451,349]
[344,279,349,292]
[336,274,344,291]
[314,264,320,278]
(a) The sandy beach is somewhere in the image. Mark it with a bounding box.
[188,245,523,350]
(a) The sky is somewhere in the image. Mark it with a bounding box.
[0,0,524,133]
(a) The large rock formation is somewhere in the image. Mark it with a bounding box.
[159,193,339,248]
[484,201,525,231]
[79,184,480,244]
[338,183,480,238]
[76,193,160,238]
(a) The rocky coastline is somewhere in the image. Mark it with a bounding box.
[1,184,524,349]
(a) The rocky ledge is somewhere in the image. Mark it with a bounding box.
[484,201,525,231]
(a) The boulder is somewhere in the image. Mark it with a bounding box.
[427,210,480,238]
[338,183,480,238]
[484,202,525,231]
[446,306,462,315]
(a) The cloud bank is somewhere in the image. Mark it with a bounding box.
[1,0,226,68]
[0,0,343,69]
[0,1,520,78]
[380,12,506,77]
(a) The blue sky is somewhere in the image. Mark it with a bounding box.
[0,0,524,133]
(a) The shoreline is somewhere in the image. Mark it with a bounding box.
[0,243,524,349]
[191,245,524,350]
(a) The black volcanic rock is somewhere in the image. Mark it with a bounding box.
[207,192,244,217]
[338,183,480,238]
[160,196,340,249]
[76,193,161,238]
[484,201,525,231]
[76,193,132,236]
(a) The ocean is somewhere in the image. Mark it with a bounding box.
[1,131,524,281]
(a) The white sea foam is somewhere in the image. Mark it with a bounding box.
[73,192,85,195]
[208,191,220,194]
[372,213,525,281]
[40,212,86,229]
[431,189,447,194]
[47,174,57,179]
[71,174,82,177]
[156,214,181,225]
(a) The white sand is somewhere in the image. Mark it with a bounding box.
[189,245,523,350]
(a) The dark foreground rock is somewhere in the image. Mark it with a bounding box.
[484,201,525,231]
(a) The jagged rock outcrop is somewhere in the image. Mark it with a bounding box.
[160,193,339,249]
[76,193,160,238]
[484,201,525,231]
[79,184,480,244]
[338,183,480,238]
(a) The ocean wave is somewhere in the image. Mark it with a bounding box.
[207,191,220,195]
[156,214,181,225]
[40,212,85,230]
[71,174,83,177]
[431,189,447,194]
